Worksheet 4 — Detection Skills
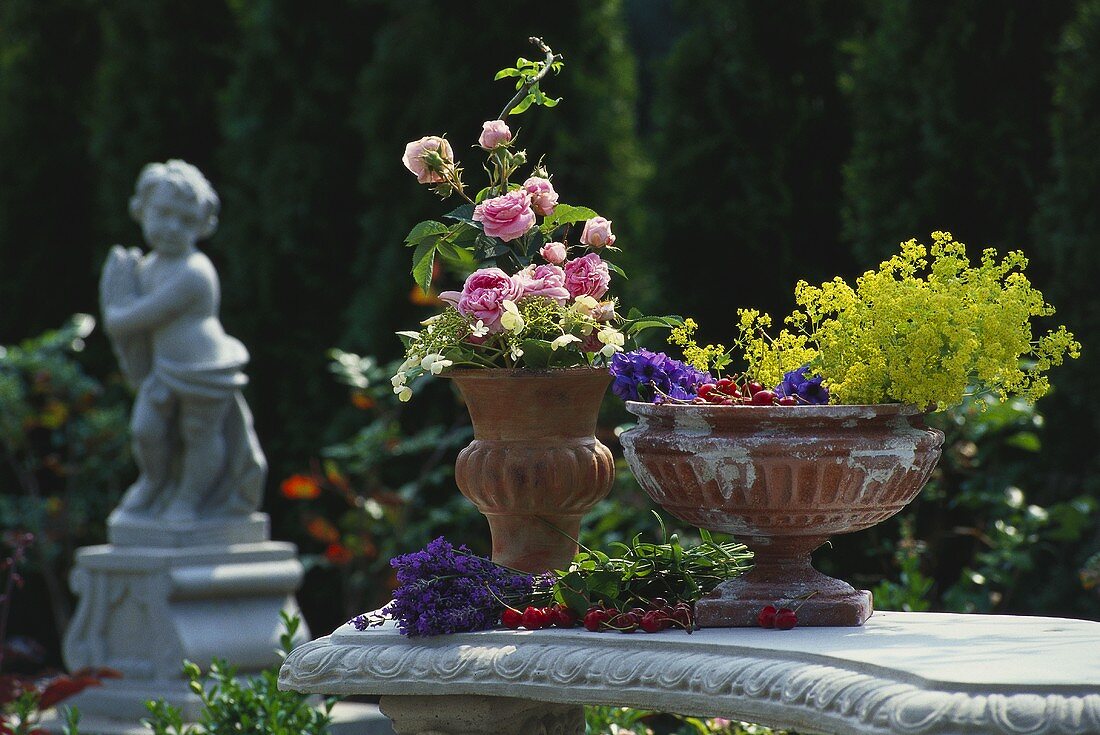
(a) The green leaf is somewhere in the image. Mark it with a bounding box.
[494,68,521,80]
[542,96,561,107]
[542,203,598,232]
[519,339,553,369]
[404,220,449,247]
[587,570,622,601]
[444,203,477,225]
[510,94,535,115]
[411,241,436,293]
[606,261,628,280]
[475,235,510,260]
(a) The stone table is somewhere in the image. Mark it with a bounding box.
[279,611,1100,735]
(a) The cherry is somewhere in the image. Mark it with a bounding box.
[552,606,579,628]
[777,395,798,406]
[521,606,547,630]
[501,608,522,629]
[756,604,778,628]
[698,383,715,397]
[640,610,667,633]
[774,608,798,630]
[747,381,764,395]
[583,608,608,632]
[610,612,639,633]
[751,389,777,406]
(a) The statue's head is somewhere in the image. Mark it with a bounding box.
[129,160,220,251]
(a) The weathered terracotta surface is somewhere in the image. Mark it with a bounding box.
[620,403,944,627]
[449,369,614,574]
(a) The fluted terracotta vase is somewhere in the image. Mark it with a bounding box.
[621,403,944,627]
[448,369,615,574]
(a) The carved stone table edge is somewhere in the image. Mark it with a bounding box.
[279,629,1100,735]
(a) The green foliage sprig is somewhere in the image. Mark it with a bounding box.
[551,518,752,613]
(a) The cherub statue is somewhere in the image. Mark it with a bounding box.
[100,160,265,524]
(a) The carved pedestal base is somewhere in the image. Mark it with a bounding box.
[379,695,583,735]
[63,539,307,721]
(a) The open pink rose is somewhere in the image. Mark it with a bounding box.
[402,136,454,184]
[439,267,522,333]
[539,241,567,265]
[478,120,512,150]
[473,190,535,242]
[563,253,611,300]
[522,176,559,217]
[515,264,569,304]
[580,216,616,249]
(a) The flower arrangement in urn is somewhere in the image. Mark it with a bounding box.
[392,38,673,397]
[616,232,1081,627]
[390,38,678,574]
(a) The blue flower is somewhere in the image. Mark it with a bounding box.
[609,349,711,403]
[775,366,829,405]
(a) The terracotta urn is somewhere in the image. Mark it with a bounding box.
[448,368,615,574]
[620,403,944,626]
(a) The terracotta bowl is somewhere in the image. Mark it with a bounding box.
[620,402,944,626]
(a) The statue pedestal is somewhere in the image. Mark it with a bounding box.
[63,526,307,721]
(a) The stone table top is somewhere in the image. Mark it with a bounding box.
[280,611,1100,735]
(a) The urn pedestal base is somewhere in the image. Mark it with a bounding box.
[696,534,872,627]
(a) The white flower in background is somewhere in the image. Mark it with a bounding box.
[550,334,581,351]
[395,385,412,402]
[391,372,407,388]
[398,354,420,372]
[500,300,525,333]
[470,320,489,338]
[509,342,524,360]
[597,327,624,357]
[420,353,453,375]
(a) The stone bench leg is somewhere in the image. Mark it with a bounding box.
[379,694,584,735]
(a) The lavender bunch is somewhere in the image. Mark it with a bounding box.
[351,537,551,637]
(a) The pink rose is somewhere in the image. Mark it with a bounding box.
[439,268,523,333]
[515,264,569,304]
[473,190,535,242]
[539,241,567,265]
[402,136,454,184]
[522,176,559,217]
[478,120,512,150]
[563,253,611,300]
[580,216,616,249]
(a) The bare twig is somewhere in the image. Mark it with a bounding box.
[497,37,560,121]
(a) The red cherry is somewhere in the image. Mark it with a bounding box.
[775,608,798,630]
[553,606,579,628]
[501,608,522,629]
[777,395,798,406]
[751,389,777,406]
[716,378,734,390]
[756,605,778,628]
[698,383,715,397]
[640,610,667,633]
[611,612,639,633]
[747,381,764,395]
[583,609,608,632]
[521,606,547,630]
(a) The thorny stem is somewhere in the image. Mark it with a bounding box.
[497,37,560,122]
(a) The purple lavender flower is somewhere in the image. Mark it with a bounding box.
[775,366,829,405]
[350,537,551,636]
[609,349,711,403]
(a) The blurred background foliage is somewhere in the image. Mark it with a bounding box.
[2,0,1099,680]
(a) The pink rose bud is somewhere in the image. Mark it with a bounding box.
[402,136,454,184]
[580,216,616,249]
[472,190,535,242]
[563,252,611,300]
[522,176,559,217]
[478,120,513,150]
[539,241,567,265]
